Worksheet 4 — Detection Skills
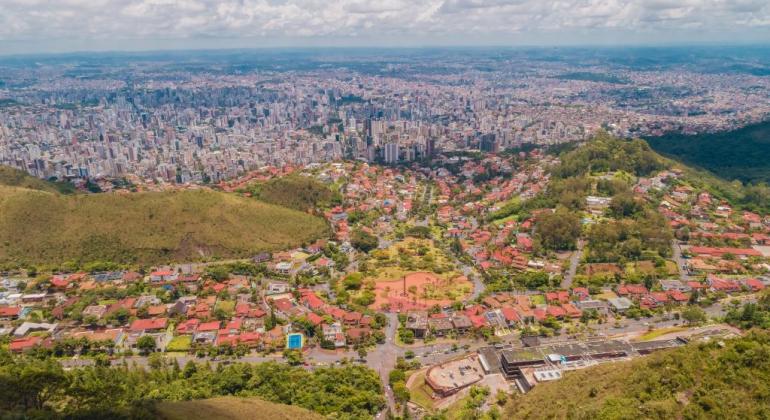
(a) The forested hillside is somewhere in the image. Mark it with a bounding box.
[506,332,770,419]
[239,174,341,212]
[647,120,770,184]
[0,357,383,419]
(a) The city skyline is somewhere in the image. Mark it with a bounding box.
[1,0,770,55]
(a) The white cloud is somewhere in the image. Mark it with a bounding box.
[0,0,768,50]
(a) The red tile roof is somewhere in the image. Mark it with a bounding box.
[129,317,167,332]
[198,321,221,332]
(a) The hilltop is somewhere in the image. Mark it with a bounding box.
[505,332,770,419]
[0,185,329,267]
[155,396,323,420]
[647,120,770,184]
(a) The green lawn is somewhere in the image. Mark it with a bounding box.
[166,335,192,352]
[407,371,435,410]
[215,300,236,316]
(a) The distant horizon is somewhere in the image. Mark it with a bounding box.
[2,41,770,59]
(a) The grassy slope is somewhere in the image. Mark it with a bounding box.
[155,396,323,420]
[505,332,770,419]
[0,185,328,266]
[0,165,75,194]
[647,120,770,184]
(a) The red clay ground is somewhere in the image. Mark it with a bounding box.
[370,271,471,312]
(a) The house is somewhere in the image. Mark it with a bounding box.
[150,270,177,283]
[405,311,428,338]
[546,305,566,319]
[707,275,741,293]
[575,300,609,314]
[561,303,582,318]
[469,315,487,328]
[745,278,766,292]
[129,318,168,333]
[571,287,590,301]
[617,284,648,299]
[500,306,520,327]
[266,281,291,295]
[9,336,49,353]
[322,322,346,348]
[428,317,454,337]
[659,279,691,292]
[0,306,20,320]
[193,321,220,344]
[667,290,690,303]
[69,328,125,348]
[346,327,371,344]
[307,312,324,326]
[300,290,325,311]
[14,322,57,337]
[82,304,108,320]
[451,314,473,334]
[689,246,762,260]
[176,318,200,334]
[343,311,363,326]
[607,297,633,313]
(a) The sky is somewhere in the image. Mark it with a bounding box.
[1,0,769,55]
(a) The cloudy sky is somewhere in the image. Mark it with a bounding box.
[1,0,769,54]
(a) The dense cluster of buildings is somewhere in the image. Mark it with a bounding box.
[1,52,769,187]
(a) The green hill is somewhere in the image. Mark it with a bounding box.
[505,332,770,419]
[647,121,770,184]
[0,165,75,194]
[155,396,323,420]
[0,185,328,267]
[240,174,341,212]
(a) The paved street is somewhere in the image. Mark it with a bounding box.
[561,239,584,289]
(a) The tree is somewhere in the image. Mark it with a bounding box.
[392,381,410,403]
[535,208,581,251]
[351,229,378,253]
[357,347,368,361]
[283,349,303,366]
[136,336,156,355]
[342,273,364,290]
[681,306,708,326]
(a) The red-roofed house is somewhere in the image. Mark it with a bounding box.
[0,306,20,320]
[176,318,200,334]
[745,278,766,292]
[707,275,741,293]
[546,305,566,319]
[667,290,689,303]
[344,311,363,326]
[197,321,221,332]
[469,315,487,329]
[9,336,47,353]
[562,303,582,318]
[129,318,168,333]
[307,312,324,326]
[500,306,520,326]
[571,287,590,301]
[301,292,325,311]
[617,284,648,299]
